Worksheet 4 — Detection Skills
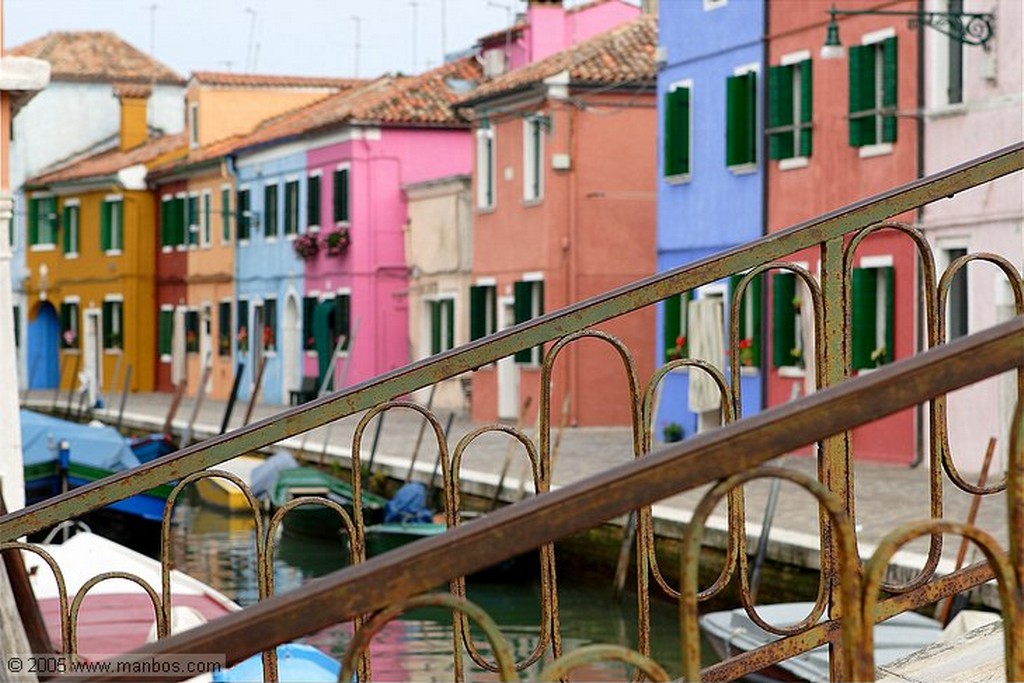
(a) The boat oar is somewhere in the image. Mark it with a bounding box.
[428,412,456,497]
[489,395,532,512]
[219,362,244,435]
[749,476,782,605]
[936,436,997,625]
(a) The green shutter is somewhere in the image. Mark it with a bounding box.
[848,45,876,147]
[799,59,813,157]
[177,197,188,246]
[663,293,681,362]
[730,273,762,368]
[100,202,111,252]
[851,267,877,370]
[204,194,211,242]
[160,199,170,247]
[187,196,199,245]
[221,189,231,242]
[307,175,321,227]
[335,295,351,348]
[881,37,898,143]
[333,169,349,223]
[218,302,231,356]
[62,206,72,253]
[768,65,794,161]
[469,285,486,340]
[772,273,797,367]
[513,281,532,363]
[159,310,172,355]
[664,86,690,176]
[445,299,455,350]
[726,72,756,167]
[881,266,895,364]
[302,297,317,350]
[28,199,39,246]
[114,201,123,251]
[430,301,441,355]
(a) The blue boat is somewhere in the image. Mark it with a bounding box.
[213,643,341,682]
[20,409,174,522]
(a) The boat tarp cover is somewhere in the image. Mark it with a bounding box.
[213,643,339,682]
[384,482,433,524]
[20,409,140,471]
[251,450,298,497]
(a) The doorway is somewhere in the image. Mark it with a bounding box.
[27,301,59,389]
[82,308,101,407]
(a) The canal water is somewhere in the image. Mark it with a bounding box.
[158,494,692,681]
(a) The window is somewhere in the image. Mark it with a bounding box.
[476,124,495,209]
[725,68,757,168]
[201,192,212,246]
[946,1,964,104]
[186,194,199,247]
[62,203,79,255]
[307,174,321,230]
[664,81,692,178]
[237,299,250,353]
[102,299,124,350]
[221,187,232,243]
[264,184,278,238]
[159,306,173,359]
[100,197,124,253]
[772,272,807,368]
[303,296,318,350]
[663,290,693,362]
[189,102,199,147]
[59,301,79,350]
[768,56,813,164]
[185,309,200,353]
[469,284,497,341]
[513,279,544,364]
[263,297,277,352]
[284,180,300,235]
[851,266,895,369]
[729,272,763,368]
[428,297,455,355]
[332,168,349,224]
[332,295,351,351]
[237,188,251,241]
[218,301,231,357]
[28,195,57,247]
[848,34,897,149]
[160,195,186,248]
[944,248,968,340]
[523,116,544,202]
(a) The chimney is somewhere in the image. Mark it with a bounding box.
[526,0,567,64]
[113,83,152,151]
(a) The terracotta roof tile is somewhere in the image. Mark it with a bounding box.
[113,82,153,99]
[28,132,187,186]
[461,15,656,105]
[8,31,183,85]
[189,71,365,90]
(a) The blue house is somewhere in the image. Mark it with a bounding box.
[655,0,765,439]
[231,148,309,405]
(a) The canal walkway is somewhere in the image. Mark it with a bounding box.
[20,389,1009,605]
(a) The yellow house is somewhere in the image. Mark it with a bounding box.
[23,85,185,399]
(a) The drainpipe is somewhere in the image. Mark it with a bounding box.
[567,102,580,427]
[910,0,926,468]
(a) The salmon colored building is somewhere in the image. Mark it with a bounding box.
[22,88,185,400]
[460,16,658,427]
[766,0,920,462]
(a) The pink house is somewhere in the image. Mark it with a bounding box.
[460,16,658,427]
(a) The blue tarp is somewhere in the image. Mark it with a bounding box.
[20,409,140,472]
[383,482,434,524]
[213,643,340,682]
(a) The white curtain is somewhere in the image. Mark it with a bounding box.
[688,298,725,414]
[171,307,186,387]
[800,278,817,397]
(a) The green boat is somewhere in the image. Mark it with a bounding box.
[269,467,387,539]
[364,521,447,557]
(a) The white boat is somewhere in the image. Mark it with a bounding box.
[699,601,943,683]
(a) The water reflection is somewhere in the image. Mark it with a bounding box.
[169,497,685,680]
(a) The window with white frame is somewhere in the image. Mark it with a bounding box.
[513,277,544,364]
[62,201,79,256]
[102,298,124,351]
[848,30,898,151]
[332,167,349,224]
[476,123,495,209]
[427,296,455,355]
[469,282,497,340]
[101,196,124,253]
[523,115,544,202]
[664,80,692,179]
[28,195,57,248]
[264,183,278,238]
[943,246,968,340]
[768,51,813,165]
[284,179,300,235]
[159,305,174,360]
[201,191,212,246]
[307,172,321,231]
[186,193,199,247]
[60,299,80,350]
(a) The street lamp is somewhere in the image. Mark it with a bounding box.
[820,3,995,60]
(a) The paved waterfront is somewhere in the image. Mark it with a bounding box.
[21,389,1010,598]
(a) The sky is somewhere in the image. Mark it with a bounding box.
[3,0,543,79]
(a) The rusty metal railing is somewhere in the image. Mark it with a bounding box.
[1,142,1022,682]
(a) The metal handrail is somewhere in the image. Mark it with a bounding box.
[55,316,1023,682]
[1,142,1020,543]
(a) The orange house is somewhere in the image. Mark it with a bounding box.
[23,86,184,399]
[459,16,658,427]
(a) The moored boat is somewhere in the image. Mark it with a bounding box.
[268,467,387,538]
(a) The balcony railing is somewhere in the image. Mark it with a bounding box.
[1,142,1022,682]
